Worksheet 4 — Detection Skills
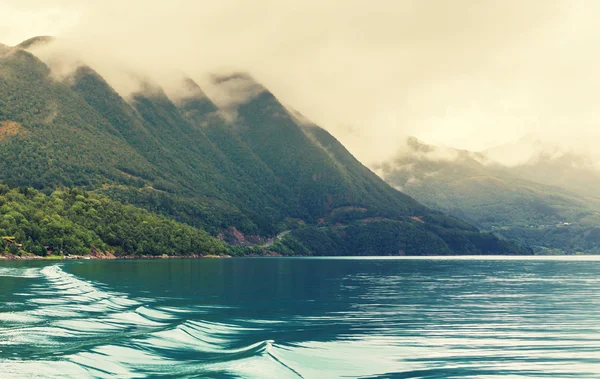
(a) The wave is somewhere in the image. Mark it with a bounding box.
[0,264,302,379]
[0,267,43,278]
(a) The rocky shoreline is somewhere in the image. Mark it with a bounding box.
[0,253,232,260]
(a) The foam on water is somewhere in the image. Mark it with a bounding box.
[0,267,42,278]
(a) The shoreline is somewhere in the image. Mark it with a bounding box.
[0,253,233,261]
[0,253,596,261]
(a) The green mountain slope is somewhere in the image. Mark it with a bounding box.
[0,47,158,188]
[378,138,600,253]
[0,40,531,256]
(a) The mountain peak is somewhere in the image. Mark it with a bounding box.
[171,76,219,120]
[393,137,486,166]
[207,72,267,109]
[406,137,435,153]
[0,43,11,56]
[173,76,213,102]
[212,72,259,85]
[16,36,56,50]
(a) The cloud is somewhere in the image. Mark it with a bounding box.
[4,0,600,165]
[0,3,81,45]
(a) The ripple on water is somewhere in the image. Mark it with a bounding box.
[1,259,600,378]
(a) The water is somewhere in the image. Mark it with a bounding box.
[1,257,600,378]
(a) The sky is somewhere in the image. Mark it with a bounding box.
[2,1,600,165]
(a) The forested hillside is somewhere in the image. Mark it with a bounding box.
[0,185,227,256]
[0,39,532,256]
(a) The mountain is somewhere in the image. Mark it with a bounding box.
[377,137,600,254]
[15,36,55,50]
[0,39,531,256]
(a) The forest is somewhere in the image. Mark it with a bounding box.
[0,185,228,257]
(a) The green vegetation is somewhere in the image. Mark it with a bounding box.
[270,219,531,256]
[0,185,227,257]
[0,42,532,256]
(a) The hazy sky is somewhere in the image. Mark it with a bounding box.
[2,1,600,164]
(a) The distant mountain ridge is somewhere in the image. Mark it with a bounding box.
[483,135,600,198]
[0,38,531,256]
[377,137,600,254]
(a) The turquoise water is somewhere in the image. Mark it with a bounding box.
[1,257,600,378]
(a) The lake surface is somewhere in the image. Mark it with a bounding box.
[1,257,600,378]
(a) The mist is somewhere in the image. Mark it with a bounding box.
[3,1,600,165]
